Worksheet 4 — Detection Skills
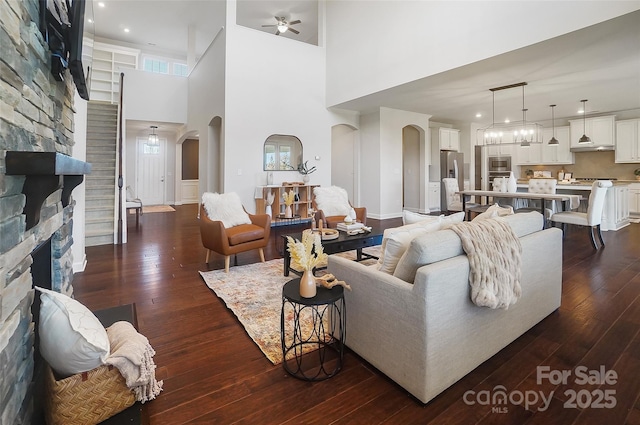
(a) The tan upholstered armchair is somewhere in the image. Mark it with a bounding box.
[312,186,366,228]
[199,192,271,272]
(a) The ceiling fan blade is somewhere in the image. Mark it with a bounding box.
[275,30,280,36]
[288,20,301,25]
[288,27,300,35]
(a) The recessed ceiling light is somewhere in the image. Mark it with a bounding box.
[504,119,510,124]
[475,113,482,118]
[124,28,130,33]
[88,18,93,23]
[578,109,585,114]
[98,2,105,7]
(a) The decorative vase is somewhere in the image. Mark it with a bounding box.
[285,205,292,218]
[507,172,517,193]
[265,204,272,218]
[267,171,274,185]
[302,174,310,184]
[299,270,316,298]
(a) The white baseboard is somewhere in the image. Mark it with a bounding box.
[73,254,87,273]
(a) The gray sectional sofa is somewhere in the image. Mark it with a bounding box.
[327,211,562,404]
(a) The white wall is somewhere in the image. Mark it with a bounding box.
[72,92,87,272]
[325,1,639,106]
[187,24,226,198]
[123,69,188,123]
[223,10,329,212]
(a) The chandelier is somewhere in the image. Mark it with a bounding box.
[479,82,542,146]
[148,125,159,145]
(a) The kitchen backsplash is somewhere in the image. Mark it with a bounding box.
[518,151,639,180]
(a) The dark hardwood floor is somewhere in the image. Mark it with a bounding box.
[72,204,640,424]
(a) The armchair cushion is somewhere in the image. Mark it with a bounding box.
[313,186,351,217]
[226,224,266,246]
[202,192,251,228]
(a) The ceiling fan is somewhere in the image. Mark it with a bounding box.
[262,16,301,36]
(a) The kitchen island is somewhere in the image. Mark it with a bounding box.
[516,181,629,231]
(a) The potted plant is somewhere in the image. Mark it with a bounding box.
[635,168,640,181]
[297,161,317,184]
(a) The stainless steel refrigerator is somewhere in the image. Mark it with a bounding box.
[440,151,464,211]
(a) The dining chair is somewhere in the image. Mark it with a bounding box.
[516,178,558,219]
[549,180,612,249]
[442,178,482,220]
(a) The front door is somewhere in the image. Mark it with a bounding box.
[136,137,166,206]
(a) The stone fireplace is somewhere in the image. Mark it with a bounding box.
[0,0,89,423]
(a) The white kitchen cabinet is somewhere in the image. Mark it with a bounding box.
[628,183,640,216]
[569,115,615,149]
[541,127,574,164]
[485,144,514,157]
[515,142,542,165]
[432,128,460,151]
[615,119,640,163]
[428,182,441,212]
[601,185,629,231]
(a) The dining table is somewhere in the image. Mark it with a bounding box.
[458,190,582,224]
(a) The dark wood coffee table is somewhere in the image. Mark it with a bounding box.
[282,223,383,276]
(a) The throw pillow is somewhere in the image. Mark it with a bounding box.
[402,210,441,225]
[313,186,351,217]
[473,203,514,221]
[202,192,251,228]
[440,211,466,229]
[377,219,443,274]
[36,287,110,377]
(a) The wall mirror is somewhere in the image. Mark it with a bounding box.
[263,135,303,171]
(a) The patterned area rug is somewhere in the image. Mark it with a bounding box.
[199,247,380,364]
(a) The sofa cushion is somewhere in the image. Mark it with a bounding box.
[202,192,251,228]
[439,211,466,229]
[377,219,442,274]
[402,210,441,225]
[313,186,351,217]
[392,211,544,283]
[472,203,513,221]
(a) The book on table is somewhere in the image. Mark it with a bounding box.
[337,222,364,232]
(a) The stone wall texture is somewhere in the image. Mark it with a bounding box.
[0,0,77,423]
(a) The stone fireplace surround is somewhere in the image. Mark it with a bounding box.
[1,0,90,423]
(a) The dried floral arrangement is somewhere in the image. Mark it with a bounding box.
[282,190,295,206]
[286,230,328,272]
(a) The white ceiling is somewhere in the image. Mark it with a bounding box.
[87,1,640,127]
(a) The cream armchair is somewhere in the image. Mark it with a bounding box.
[312,186,366,228]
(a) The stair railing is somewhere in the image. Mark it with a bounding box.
[116,72,124,244]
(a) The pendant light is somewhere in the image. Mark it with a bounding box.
[548,104,559,146]
[148,125,159,145]
[578,100,591,144]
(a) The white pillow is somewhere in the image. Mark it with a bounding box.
[473,203,514,221]
[440,211,466,229]
[377,219,443,274]
[202,192,251,228]
[313,186,351,217]
[402,210,441,225]
[36,287,110,377]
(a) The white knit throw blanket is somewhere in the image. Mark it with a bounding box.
[105,321,163,403]
[450,219,522,309]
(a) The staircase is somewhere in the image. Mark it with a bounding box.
[85,102,118,246]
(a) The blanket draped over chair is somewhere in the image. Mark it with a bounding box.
[451,219,522,309]
[105,321,163,403]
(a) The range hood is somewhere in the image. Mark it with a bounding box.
[570,144,615,152]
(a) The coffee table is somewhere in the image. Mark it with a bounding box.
[282,223,383,276]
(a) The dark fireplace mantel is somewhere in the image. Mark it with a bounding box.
[5,152,92,229]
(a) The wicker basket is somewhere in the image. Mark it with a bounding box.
[44,363,136,425]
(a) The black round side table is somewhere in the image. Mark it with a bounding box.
[280,279,346,381]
